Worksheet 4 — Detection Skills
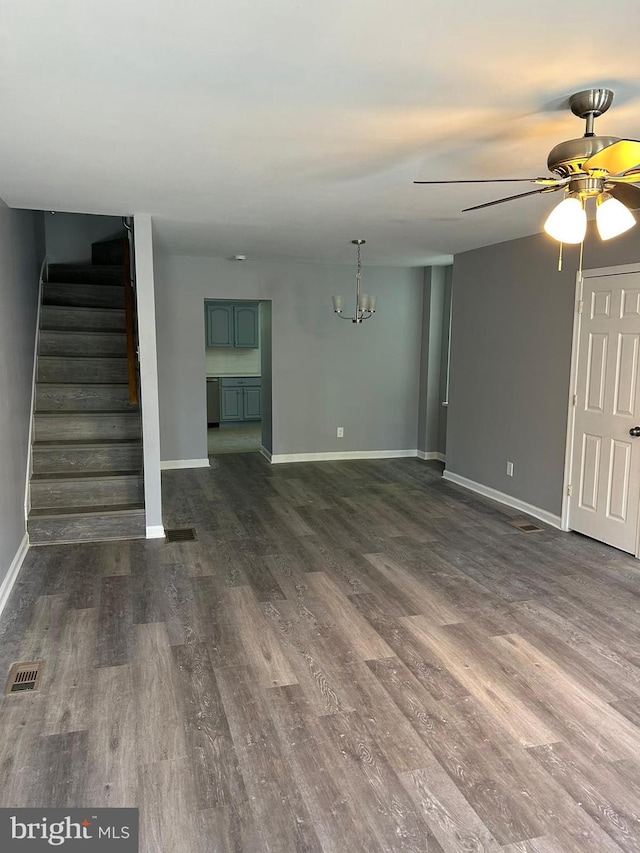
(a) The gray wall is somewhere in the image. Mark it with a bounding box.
[417,266,446,456]
[259,301,273,454]
[437,265,453,456]
[154,254,424,462]
[0,201,42,582]
[447,225,640,515]
[44,212,125,263]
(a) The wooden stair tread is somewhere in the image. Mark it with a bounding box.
[40,328,126,336]
[33,439,142,447]
[31,470,142,482]
[29,503,144,518]
[38,355,127,360]
[35,410,140,417]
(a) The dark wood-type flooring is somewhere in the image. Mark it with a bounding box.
[2,455,640,852]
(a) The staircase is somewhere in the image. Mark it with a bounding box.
[28,254,146,544]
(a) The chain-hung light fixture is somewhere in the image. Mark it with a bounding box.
[332,239,376,324]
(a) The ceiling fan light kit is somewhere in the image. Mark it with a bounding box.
[596,192,636,240]
[543,194,586,244]
[332,239,376,324]
[414,88,640,268]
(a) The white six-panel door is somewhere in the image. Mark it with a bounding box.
[569,270,640,554]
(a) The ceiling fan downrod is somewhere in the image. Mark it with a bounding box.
[569,88,614,137]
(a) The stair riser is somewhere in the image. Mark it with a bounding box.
[36,384,135,412]
[47,264,124,285]
[43,283,124,309]
[40,306,126,332]
[38,357,128,383]
[35,414,141,442]
[39,331,127,358]
[30,476,144,510]
[32,445,143,475]
[28,512,146,545]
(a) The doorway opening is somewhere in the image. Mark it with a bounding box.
[204,298,272,458]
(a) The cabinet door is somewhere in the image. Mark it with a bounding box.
[206,304,233,347]
[233,305,259,348]
[220,387,242,420]
[243,387,261,420]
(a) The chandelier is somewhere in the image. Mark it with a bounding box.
[332,239,376,324]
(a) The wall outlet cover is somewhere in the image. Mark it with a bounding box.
[337,427,344,437]
[506,461,514,477]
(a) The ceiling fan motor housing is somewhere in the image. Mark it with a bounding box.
[547,135,620,177]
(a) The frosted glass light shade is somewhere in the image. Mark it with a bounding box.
[358,294,370,311]
[596,194,636,240]
[544,196,587,244]
[332,295,343,313]
[368,295,377,312]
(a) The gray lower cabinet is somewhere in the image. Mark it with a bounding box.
[220,377,261,422]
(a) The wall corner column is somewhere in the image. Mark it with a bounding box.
[133,214,164,537]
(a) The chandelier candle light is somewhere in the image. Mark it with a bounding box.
[333,239,376,324]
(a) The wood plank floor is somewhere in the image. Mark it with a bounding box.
[2,455,640,851]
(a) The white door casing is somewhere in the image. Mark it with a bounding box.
[567,267,640,555]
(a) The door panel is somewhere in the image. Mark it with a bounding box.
[606,440,631,522]
[585,332,607,412]
[614,334,639,416]
[569,271,640,554]
[578,434,600,512]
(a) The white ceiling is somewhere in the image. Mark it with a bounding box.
[1,0,639,266]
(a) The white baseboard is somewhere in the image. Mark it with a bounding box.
[0,533,29,619]
[260,446,272,462]
[442,470,563,530]
[161,458,210,470]
[417,451,446,463]
[146,525,166,539]
[269,449,418,464]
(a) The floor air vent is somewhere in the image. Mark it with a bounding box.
[509,519,543,533]
[5,661,43,695]
[165,527,197,543]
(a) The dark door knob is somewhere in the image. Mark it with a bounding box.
[630,427,640,437]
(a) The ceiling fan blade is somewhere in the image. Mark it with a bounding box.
[608,182,640,210]
[583,139,640,176]
[462,186,562,212]
[414,177,553,184]
[606,171,640,183]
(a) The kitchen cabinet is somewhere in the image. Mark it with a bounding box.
[206,302,259,348]
[220,377,261,422]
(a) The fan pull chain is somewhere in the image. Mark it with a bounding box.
[578,240,584,281]
[558,241,563,271]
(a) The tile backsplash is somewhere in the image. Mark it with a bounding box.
[205,347,261,376]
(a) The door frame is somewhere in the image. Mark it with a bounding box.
[561,260,640,557]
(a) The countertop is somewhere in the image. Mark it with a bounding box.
[206,374,261,379]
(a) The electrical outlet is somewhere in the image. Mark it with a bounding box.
[337,427,344,438]
[506,461,514,477]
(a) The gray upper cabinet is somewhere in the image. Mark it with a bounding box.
[206,304,233,347]
[206,302,259,348]
[234,304,259,347]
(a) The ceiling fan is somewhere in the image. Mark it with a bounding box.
[414,88,640,244]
